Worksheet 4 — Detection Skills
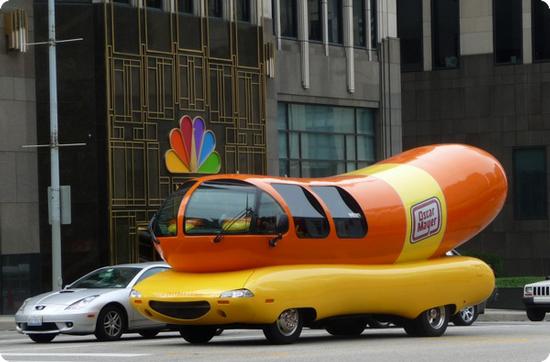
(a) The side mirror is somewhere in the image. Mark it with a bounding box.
[276,214,289,234]
[137,226,152,245]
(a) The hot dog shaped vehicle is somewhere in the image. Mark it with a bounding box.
[131,144,507,344]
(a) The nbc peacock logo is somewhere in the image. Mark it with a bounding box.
[165,115,221,174]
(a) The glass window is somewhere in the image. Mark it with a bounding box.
[514,148,548,219]
[152,180,196,237]
[311,186,367,238]
[432,0,459,69]
[185,180,286,235]
[237,0,251,22]
[70,267,141,289]
[532,0,550,61]
[494,0,522,64]
[272,184,330,238]
[397,0,423,71]
[353,0,366,46]
[177,0,193,14]
[328,0,343,43]
[281,0,298,37]
[135,267,169,284]
[370,0,377,48]
[208,0,223,17]
[309,0,323,41]
[146,0,162,9]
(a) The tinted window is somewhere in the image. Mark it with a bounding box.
[514,148,547,219]
[432,0,459,69]
[208,0,223,17]
[309,0,323,41]
[281,0,298,37]
[272,184,330,238]
[178,0,193,13]
[70,267,141,289]
[397,0,423,71]
[328,0,343,43]
[353,0,366,46]
[237,0,251,22]
[153,181,196,237]
[494,0,522,64]
[135,267,169,284]
[185,180,286,235]
[533,0,550,61]
[311,186,367,238]
[146,0,162,9]
[370,0,377,48]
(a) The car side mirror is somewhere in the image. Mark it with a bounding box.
[138,226,152,245]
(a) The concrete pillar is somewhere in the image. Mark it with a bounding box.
[321,0,329,55]
[343,0,354,93]
[523,0,533,64]
[298,0,310,89]
[422,0,432,71]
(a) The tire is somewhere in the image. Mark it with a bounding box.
[326,320,365,336]
[28,333,56,343]
[138,329,160,339]
[526,309,546,322]
[263,309,303,344]
[404,306,449,337]
[179,326,217,344]
[94,305,126,341]
[452,305,479,326]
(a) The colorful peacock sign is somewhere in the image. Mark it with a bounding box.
[165,115,221,174]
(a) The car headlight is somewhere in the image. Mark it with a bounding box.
[130,289,142,299]
[65,295,99,310]
[219,289,254,298]
[17,299,31,313]
[524,286,534,297]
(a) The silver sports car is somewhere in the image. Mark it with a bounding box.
[15,262,170,343]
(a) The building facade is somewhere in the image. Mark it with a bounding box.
[398,0,550,276]
[0,0,401,313]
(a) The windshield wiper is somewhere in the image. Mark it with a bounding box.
[212,206,256,243]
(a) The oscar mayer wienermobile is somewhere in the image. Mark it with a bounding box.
[131,144,507,344]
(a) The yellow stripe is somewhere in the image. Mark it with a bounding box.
[348,163,447,263]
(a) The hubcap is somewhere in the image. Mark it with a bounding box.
[276,309,299,336]
[460,306,475,323]
[104,311,122,337]
[427,306,446,330]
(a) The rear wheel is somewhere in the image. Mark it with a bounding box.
[404,306,449,337]
[263,309,303,344]
[179,326,217,344]
[326,320,366,336]
[28,333,56,343]
[95,305,125,341]
[526,309,546,322]
[452,305,479,326]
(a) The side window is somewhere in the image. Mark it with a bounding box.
[311,186,367,238]
[152,180,196,237]
[256,192,288,234]
[272,184,329,238]
[135,267,169,285]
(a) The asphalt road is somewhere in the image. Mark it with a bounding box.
[1,322,550,362]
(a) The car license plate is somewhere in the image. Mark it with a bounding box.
[27,316,43,326]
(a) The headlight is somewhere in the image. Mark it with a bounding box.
[524,286,534,297]
[65,295,99,310]
[219,289,254,298]
[17,299,30,313]
[130,289,142,299]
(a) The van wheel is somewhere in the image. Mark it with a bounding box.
[263,309,303,344]
[326,320,365,336]
[526,309,546,321]
[404,306,449,337]
[179,326,217,344]
[452,305,478,326]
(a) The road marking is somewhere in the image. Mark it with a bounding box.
[1,353,149,357]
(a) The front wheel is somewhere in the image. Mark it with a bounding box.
[179,326,218,344]
[29,333,56,343]
[526,309,546,322]
[404,306,449,337]
[263,309,303,344]
[94,305,126,341]
[452,305,479,326]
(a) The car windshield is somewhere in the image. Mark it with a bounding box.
[69,267,141,289]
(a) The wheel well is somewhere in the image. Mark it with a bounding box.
[298,308,317,326]
[447,304,457,316]
[100,302,128,331]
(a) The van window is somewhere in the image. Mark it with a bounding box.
[272,184,329,238]
[153,180,196,237]
[311,186,367,238]
[185,180,286,235]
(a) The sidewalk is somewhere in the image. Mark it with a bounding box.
[1,309,547,332]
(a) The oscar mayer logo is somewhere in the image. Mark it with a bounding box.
[410,197,442,243]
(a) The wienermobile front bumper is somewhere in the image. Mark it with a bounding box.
[130,256,495,328]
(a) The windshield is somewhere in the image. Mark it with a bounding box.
[153,180,196,237]
[70,267,141,289]
[184,180,286,235]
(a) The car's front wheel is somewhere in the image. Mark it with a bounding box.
[95,305,126,341]
[179,326,218,344]
[28,333,56,343]
[452,305,479,326]
[526,309,546,321]
[404,306,449,337]
[263,309,303,344]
